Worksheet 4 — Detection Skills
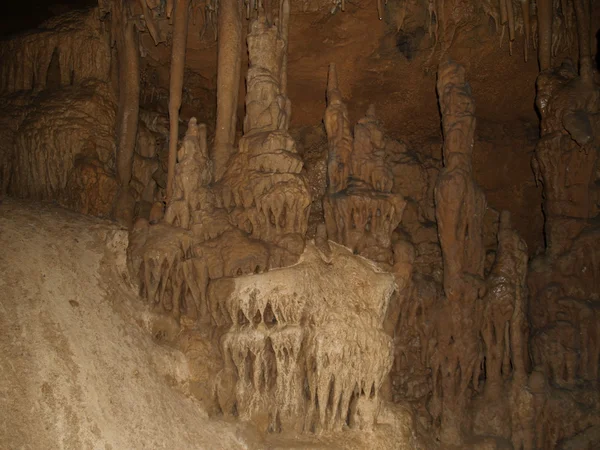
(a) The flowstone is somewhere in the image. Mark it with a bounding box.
[210,241,395,433]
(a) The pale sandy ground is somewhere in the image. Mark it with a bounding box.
[0,199,252,449]
[0,199,420,450]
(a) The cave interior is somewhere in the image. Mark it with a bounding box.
[1,0,600,449]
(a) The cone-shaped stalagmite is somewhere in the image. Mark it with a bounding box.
[166,0,190,202]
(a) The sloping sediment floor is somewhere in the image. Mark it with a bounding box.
[0,199,250,449]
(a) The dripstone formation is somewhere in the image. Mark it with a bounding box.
[1,0,600,448]
[127,4,394,435]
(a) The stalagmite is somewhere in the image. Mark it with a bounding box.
[213,0,244,181]
[536,0,552,70]
[113,1,141,225]
[219,9,310,262]
[324,63,353,194]
[435,61,485,295]
[521,0,530,61]
[323,75,405,265]
[432,60,486,445]
[166,0,190,203]
[481,211,529,395]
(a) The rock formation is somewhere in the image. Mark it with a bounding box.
[218,9,311,266]
[211,242,395,433]
[129,4,310,327]
[0,5,165,223]
[385,61,535,448]
[0,10,117,215]
[2,0,600,448]
[124,5,396,438]
[526,11,600,446]
[428,60,487,444]
[323,64,406,266]
[532,58,599,256]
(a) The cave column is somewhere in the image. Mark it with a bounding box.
[166,0,190,202]
[213,0,244,181]
[113,0,140,225]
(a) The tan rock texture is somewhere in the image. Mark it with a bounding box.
[211,242,395,433]
[0,200,251,450]
[323,64,406,266]
[3,80,118,217]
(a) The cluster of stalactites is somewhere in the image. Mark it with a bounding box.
[212,243,395,433]
[131,118,217,324]
[136,226,210,323]
[326,0,585,70]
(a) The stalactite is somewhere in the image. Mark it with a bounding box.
[213,0,244,181]
[521,0,530,61]
[499,0,508,48]
[537,0,553,70]
[166,0,190,203]
[137,0,165,44]
[506,0,516,55]
[212,243,395,432]
[428,0,438,46]
[573,0,592,80]
[113,1,141,225]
